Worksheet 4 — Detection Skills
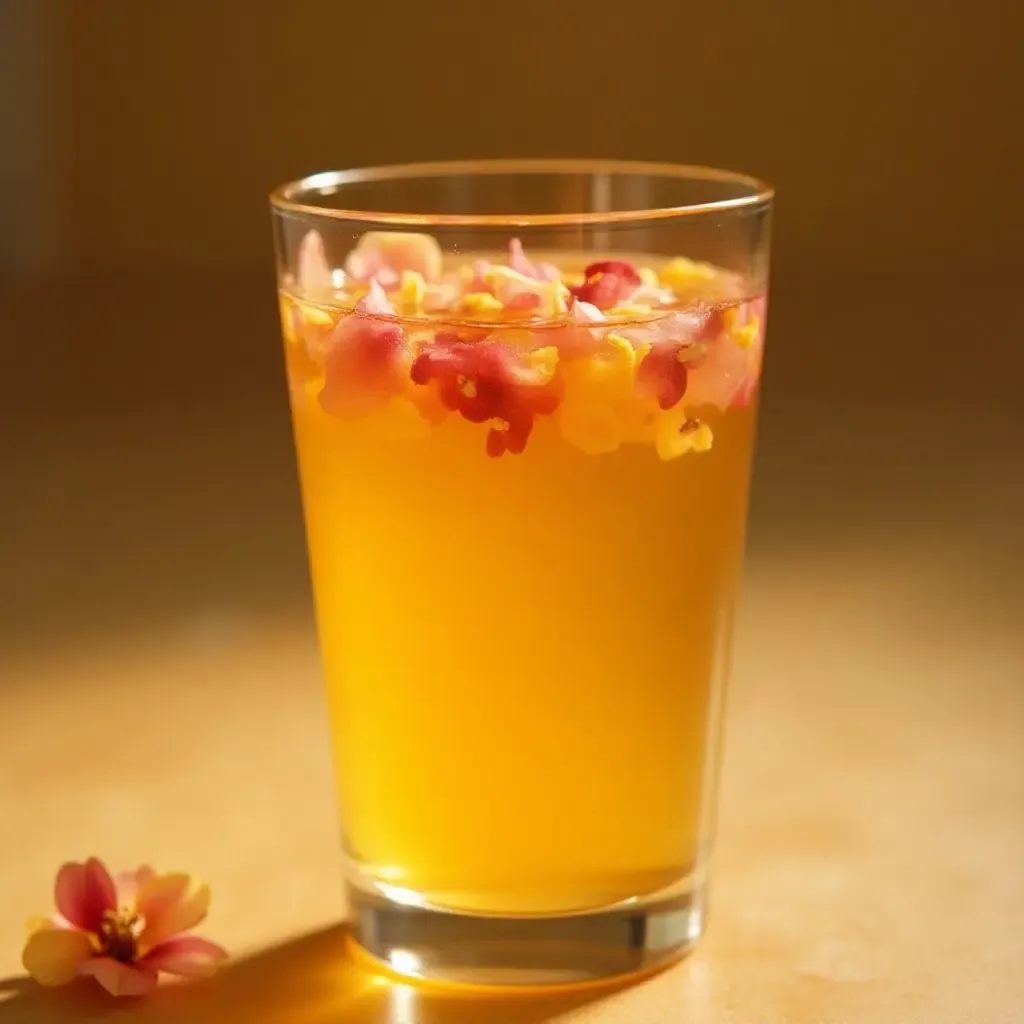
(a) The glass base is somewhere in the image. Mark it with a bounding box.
[349,881,706,987]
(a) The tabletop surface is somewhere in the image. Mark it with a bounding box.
[1,285,1022,1023]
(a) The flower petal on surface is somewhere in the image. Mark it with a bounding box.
[569,260,642,309]
[506,238,558,281]
[22,926,94,987]
[80,957,159,998]
[143,936,229,978]
[55,859,117,933]
[411,337,562,456]
[684,332,750,411]
[297,230,334,299]
[137,875,209,949]
[636,343,690,410]
[320,313,409,418]
[356,279,395,316]
[490,267,569,317]
[345,231,443,283]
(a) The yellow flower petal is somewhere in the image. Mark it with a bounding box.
[605,333,639,369]
[25,914,55,937]
[22,927,94,987]
[656,417,714,461]
[661,256,718,294]
[398,270,426,315]
[605,303,653,319]
[137,874,210,950]
[520,346,559,384]
[278,297,298,345]
[457,292,504,316]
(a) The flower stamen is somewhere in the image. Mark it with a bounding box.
[99,908,143,963]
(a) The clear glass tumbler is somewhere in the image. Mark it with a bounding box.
[269,160,772,986]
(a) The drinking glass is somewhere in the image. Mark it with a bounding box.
[269,160,772,986]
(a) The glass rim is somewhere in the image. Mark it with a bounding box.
[269,158,774,229]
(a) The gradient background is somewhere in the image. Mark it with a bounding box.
[1,2,1022,1021]
[2,0,1021,651]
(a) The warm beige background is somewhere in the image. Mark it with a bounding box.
[1,1,1022,1021]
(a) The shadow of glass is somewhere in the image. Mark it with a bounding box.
[0,926,652,1024]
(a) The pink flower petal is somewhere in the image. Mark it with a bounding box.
[550,299,607,359]
[137,874,210,950]
[508,237,540,278]
[356,279,395,316]
[462,259,493,293]
[143,936,229,978]
[570,299,605,323]
[684,332,750,410]
[22,927,94,987]
[320,311,409,418]
[297,230,333,298]
[345,231,443,283]
[55,859,117,933]
[80,957,159,998]
[507,238,560,281]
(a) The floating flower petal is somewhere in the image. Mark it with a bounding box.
[345,231,443,284]
[569,260,642,309]
[320,282,410,417]
[411,336,562,456]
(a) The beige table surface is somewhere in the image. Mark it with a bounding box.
[1,286,1022,1022]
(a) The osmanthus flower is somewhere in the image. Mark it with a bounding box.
[22,858,227,998]
[557,332,651,455]
[410,335,562,457]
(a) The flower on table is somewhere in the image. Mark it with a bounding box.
[22,857,227,998]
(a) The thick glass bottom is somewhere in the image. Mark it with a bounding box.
[348,879,706,987]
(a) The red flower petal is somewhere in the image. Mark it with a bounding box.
[636,343,690,410]
[55,859,117,934]
[411,335,561,456]
[569,260,642,309]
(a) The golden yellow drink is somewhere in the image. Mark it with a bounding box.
[271,159,772,984]
[292,394,755,914]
